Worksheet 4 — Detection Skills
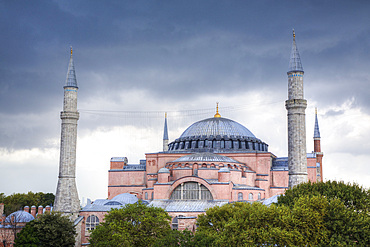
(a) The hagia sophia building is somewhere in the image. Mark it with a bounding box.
[46,30,324,245]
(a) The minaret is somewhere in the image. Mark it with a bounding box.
[313,108,323,181]
[285,30,308,188]
[54,47,80,219]
[163,112,169,151]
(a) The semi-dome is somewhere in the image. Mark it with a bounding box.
[172,152,239,163]
[112,193,139,204]
[168,116,268,153]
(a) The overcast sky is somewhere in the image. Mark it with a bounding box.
[0,0,369,202]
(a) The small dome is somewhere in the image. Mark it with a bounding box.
[172,152,239,163]
[218,167,230,173]
[5,211,35,223]
[158,167,170,173]
[112,193,139,204]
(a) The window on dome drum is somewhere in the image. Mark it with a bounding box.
[104,201,122,206]
[151,192,154,199]
[238,192,243,201]
[145,192,148,200]
[249,193,253,200]
[86,215,99,231]
[258,193,261,200]
[170,182,213,200]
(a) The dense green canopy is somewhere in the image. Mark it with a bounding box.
[15,212,76,247]
[195,181,370,246]
[0,192,54,215]
[89,201,173,247]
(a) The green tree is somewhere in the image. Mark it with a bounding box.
[153,229,194,247]
[14,211,76,247]
[89,201,172,247]
[277,181,370,246]
[0,192,55,215]
[277,180,369,213]
[195,196,329,246]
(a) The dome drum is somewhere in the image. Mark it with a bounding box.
[168,136,268,153]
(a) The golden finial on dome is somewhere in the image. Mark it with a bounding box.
[315,107,317,115]
[214,102,221,118]
[70,46,73,57]
[293,29,296,40]
[165,112,167,118]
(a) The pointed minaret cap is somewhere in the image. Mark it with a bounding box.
[214,102,221,118]
[163,112,169,140]
[288,29,304,74]
[314,108,321,138]
[64,46,78,88]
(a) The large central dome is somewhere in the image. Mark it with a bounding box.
[167,116,268,153]
[180,117,256,139]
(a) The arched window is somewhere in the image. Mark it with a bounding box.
[258,193,261,200]
[172,216,179,230]
[238,192,243,201]
[170,182,213,200]
[86,215,99,231]
[249,193,253,200]
[151,192,154,200]
[145,192,148,200]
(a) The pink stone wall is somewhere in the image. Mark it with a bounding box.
[108,186,144,199]
[245,172,256,186]
[271,171,289,188]
[230,170,242,184]
[211,183,232,200]
[80,211,107,245]
[307,157,317,182]
[172,169,193,180]
[168,212,205,232]
[198,169,218,179]
[108,170,145,186]
[110,161,124,169]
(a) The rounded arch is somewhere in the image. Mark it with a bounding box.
[86,215,99,231]
[165,176,217,200]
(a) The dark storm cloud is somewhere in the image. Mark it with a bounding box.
[0,0,370,150]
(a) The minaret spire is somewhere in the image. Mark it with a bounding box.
[163,112,169,151]
[314,108,321,139]
[54,47,80,219]
[313,108,324,181]
[65,46,78,88]
[288,29,304,73]
[285,30,308,188]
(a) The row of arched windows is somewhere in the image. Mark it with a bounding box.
[237,192,261,201]
[170,182,213,200]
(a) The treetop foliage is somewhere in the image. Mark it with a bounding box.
[276,180,369,213]
[89,201,173,247]
[0,191,55,215]
[15,211,76,247]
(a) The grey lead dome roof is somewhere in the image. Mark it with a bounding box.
[180,117,256,139]
[167,116,268,153]
[5,211,35,223]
